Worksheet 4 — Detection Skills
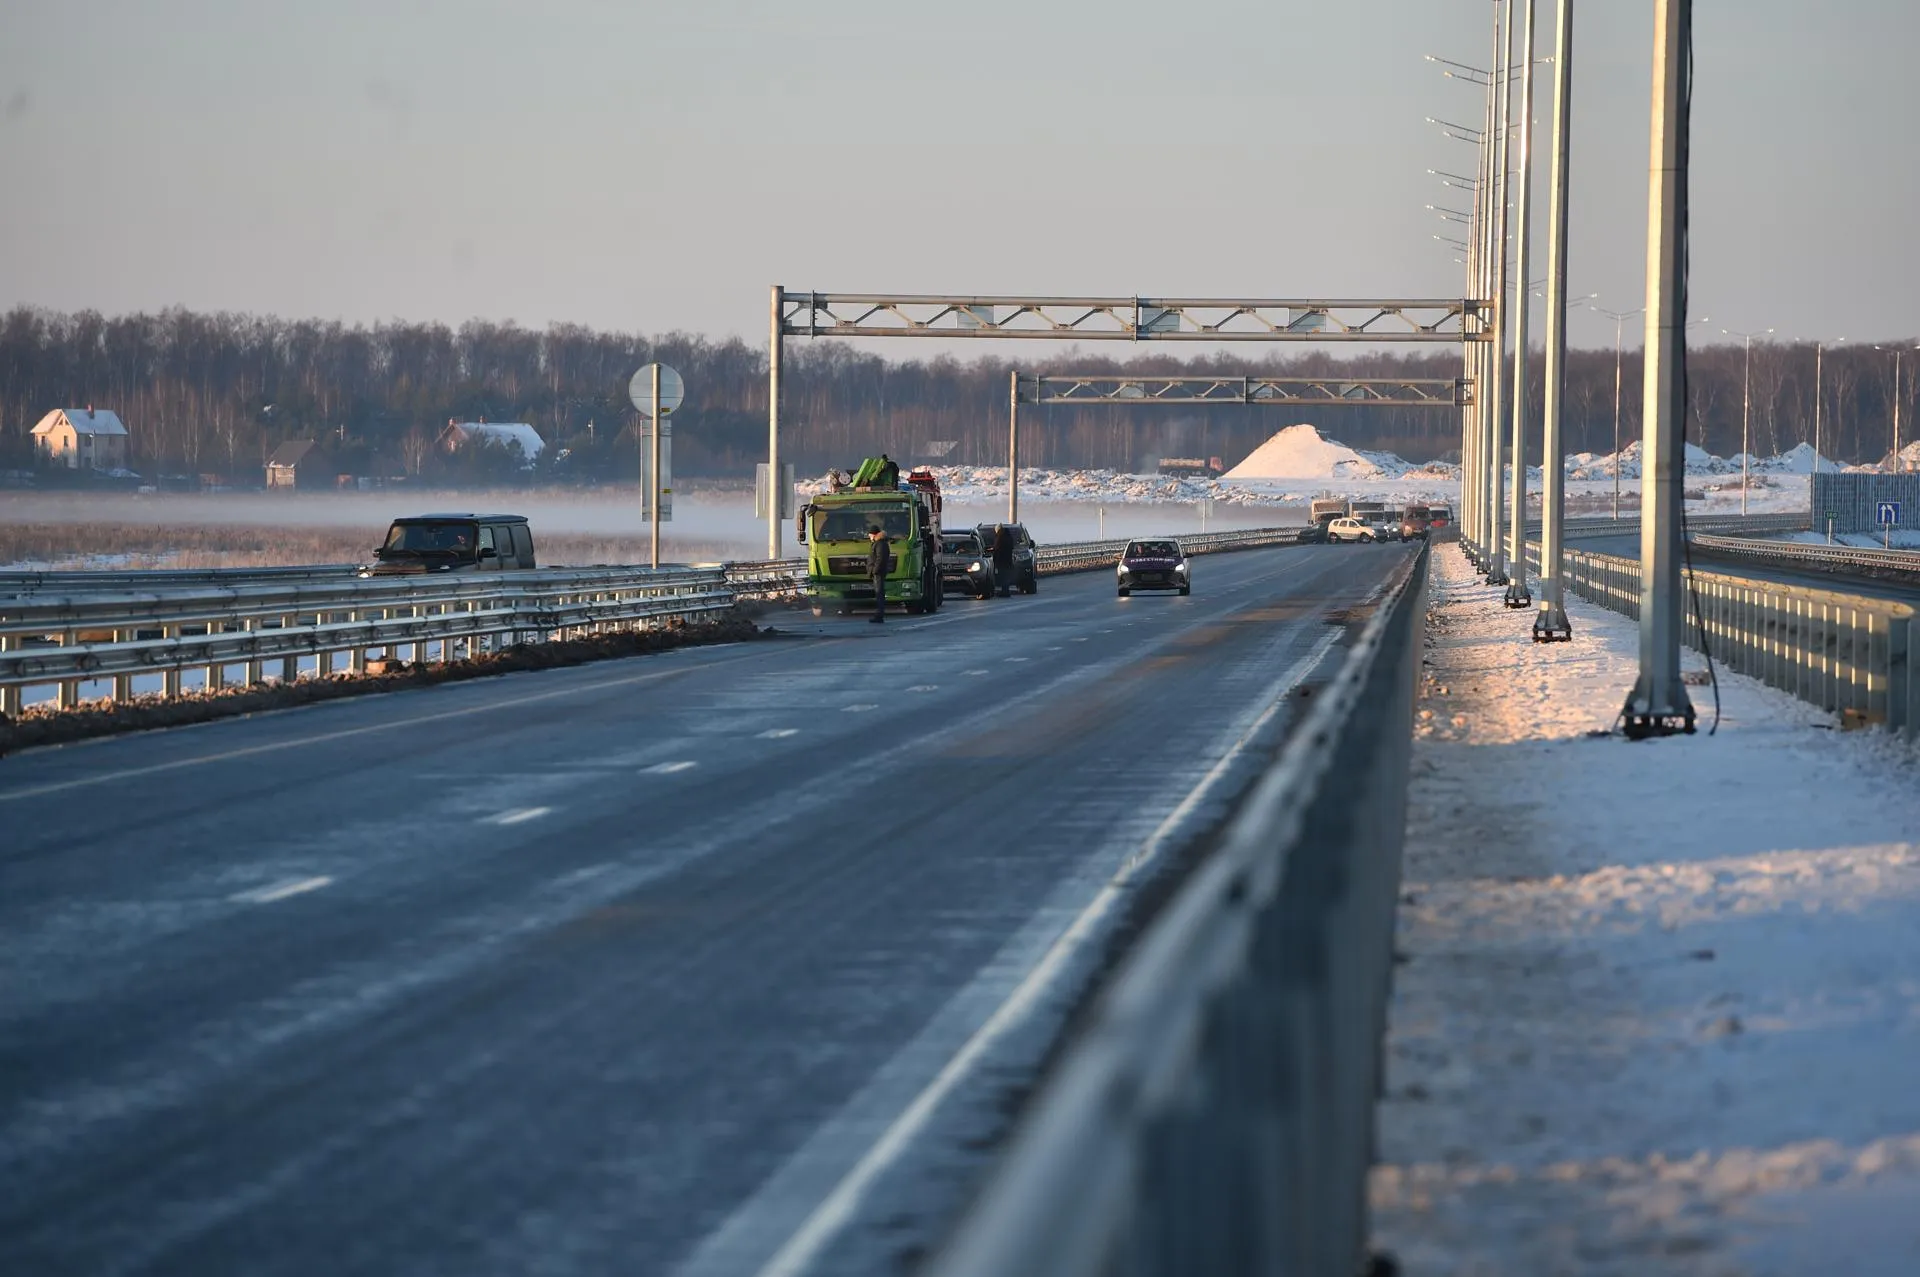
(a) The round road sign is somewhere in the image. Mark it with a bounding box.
[629,363,685,417]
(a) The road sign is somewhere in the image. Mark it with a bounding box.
[629,364,685,417]
[1878,500,1902,525]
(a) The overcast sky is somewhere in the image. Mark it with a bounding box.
[3,0,1914,353]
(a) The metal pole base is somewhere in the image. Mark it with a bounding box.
[1620,678,1697,739]
[1531,604,1572,642]
[1484,565,1509,586]
[1503,579,1532,608]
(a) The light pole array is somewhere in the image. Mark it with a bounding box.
[1722,326,1774,514]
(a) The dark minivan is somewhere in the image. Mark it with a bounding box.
[360,514,537,577]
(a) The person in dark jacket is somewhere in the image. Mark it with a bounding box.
[866,524,892,622]
[990,523,1015,596]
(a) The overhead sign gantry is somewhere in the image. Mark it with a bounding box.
[764,289,1488,554]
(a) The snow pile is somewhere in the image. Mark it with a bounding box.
[1221,423,1412,481]
[1371,548,1920,1274]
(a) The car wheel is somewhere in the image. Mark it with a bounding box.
[1361,533,1374,542]
[1179,584,1191,596]
[1022,573,1037,594]
[1117,587,1130,598]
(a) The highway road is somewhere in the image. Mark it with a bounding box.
[1571,533,1920,607]
[0,542,1414,1277]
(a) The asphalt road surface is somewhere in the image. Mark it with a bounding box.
[0,542,1414,1277]
[1570,533,1920,607]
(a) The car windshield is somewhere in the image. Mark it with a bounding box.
[383,521,478,555]
[940,536,977,554]
[814,504,910,541]
[1127,541,1178,558]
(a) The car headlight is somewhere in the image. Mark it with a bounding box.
[1117,564,1130,575]
[970,561,983,572]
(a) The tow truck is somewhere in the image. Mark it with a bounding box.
[796,458,944,615]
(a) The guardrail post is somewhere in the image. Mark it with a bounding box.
[244,618,262,688]
[161,625,182,700]
[0,634,18,717]
[1888,613,1911,734]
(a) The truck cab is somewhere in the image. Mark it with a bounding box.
[796,464,943,614]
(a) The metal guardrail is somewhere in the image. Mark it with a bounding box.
[1032,525,1307,573]
[0,563,362,594]
[928,544,1430,1277]
[1548,512,1811,541]
[1690,534,1920,578]
[1546,545,1916,735]
[0,529,1301,715]
[0,565,771,714]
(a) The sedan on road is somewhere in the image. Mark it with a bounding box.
[1117,538,1190,596]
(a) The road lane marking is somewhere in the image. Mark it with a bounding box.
[1003,656,1028,663]
[642,761,699,774]
[736,628,1343,1277]
[963,669,987,676]
[757,728,800,739]
[231,876,332,905]
[485,806,552,825]
[904,684,938,692]
[841,703,879,713]
[0,649,765,804]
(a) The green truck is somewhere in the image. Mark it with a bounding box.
[797,459,944,615]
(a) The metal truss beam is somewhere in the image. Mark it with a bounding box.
[1017,373,1473,408]
[777,292,1489,343]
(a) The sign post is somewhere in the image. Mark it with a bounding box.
[630,363,686,568]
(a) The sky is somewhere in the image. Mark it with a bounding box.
[2,0,1915,354]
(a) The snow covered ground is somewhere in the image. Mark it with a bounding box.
[799,424,1842,518]
[1370,548,1920,1275]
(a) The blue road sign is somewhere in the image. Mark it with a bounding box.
[1878,500,1902,525]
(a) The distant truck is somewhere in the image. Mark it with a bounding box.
[797,458,944,614]
[1309,497,1350,528]
[1157,456,1225,479]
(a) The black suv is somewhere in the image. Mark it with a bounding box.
[360,514,537,577]
[974,522,1038,595]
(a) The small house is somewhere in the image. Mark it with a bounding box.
[265,439,326,489]
[436,419,546,467]
[32,407,129,471]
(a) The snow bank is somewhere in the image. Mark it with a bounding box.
[1371,548,1920,1274]
[1221,423,1414,481]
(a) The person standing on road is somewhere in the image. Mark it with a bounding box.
[867,523,892,623]
[991,523,1015,597]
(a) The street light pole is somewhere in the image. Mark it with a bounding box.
[1503,0,1540,610]
[1486,0,1516,586]
[1592,305,1643,521]
[1622,0,1696,738]
[1533,0,1576,642]
[1875,344,1920,468]
[1722,326,1773,515]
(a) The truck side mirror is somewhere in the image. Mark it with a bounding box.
[796,504,812,543]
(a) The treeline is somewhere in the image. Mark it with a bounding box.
[0,305,1913,481]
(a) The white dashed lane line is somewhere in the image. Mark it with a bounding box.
[642,761,699,775]
[757,728,800,739]
[230,876,333,905]
[904,685,938,693]
[484,807,552,826]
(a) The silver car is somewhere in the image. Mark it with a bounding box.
[936,530,998,599]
